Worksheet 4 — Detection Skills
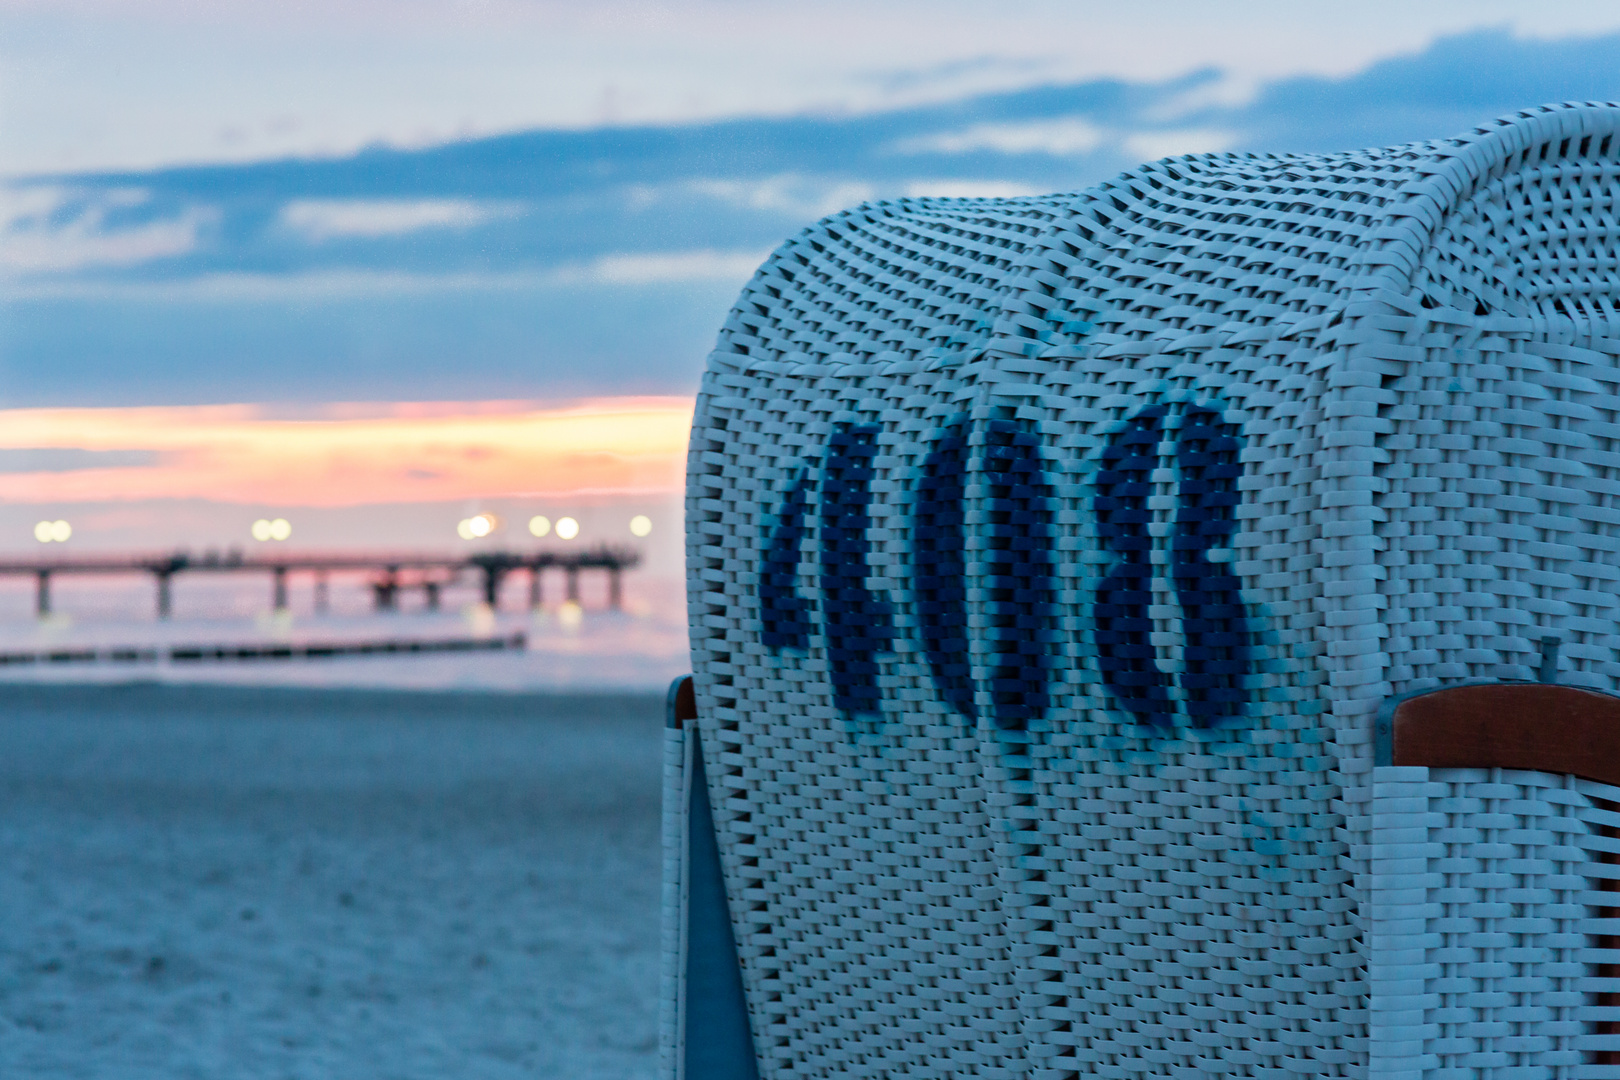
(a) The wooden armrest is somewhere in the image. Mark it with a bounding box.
[1377,682,1620,786]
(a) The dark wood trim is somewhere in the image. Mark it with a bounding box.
[666,673,697,729]
[1382,682,1620,787]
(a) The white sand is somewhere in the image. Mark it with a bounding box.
[0,685,663,1079]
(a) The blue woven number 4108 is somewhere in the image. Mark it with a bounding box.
[758,404,1254,732]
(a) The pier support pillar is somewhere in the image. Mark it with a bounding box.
[373,567,399,612]
[566,567,580,604]
[155,572,173,619]
[609,567,622,610]
[35,570,49,617]
[480,566,506,610]
[425,581,441,612]
[272,566,288,611]
[529,567,542,609]
[315,572,329,615]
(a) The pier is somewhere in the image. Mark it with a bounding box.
[0,547,641,619]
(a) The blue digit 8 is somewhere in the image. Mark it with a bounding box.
[1172,405,1252,726]
[1094,400,1255,729]
[915,417,974,719]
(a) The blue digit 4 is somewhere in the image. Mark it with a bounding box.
[1172,405,1252,726]
[1094,406,1173,727]
[983,420,1057,731]
[821,425,894,723]
[759,470,814,652]
[915,418,975,719]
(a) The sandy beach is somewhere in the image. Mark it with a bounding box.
[0,684,663,1079]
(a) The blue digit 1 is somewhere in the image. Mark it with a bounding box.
[982,420,1057,731]
[1094,406,1173,726]
[759,469,814,652]
[821,425,893,723]
[1173,404,1251,726]
[915,418,974,719]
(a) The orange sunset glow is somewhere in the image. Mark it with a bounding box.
[0,397,695,507]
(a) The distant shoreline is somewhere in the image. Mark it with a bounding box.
[0,680,670,706]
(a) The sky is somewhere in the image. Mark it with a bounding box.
[5,1,1620,556]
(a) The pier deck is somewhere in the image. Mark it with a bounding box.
[0,547,641,618]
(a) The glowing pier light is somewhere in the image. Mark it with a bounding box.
[528,515,551,538]
[252,518,291,541]
[555,517,579,540]
[629,515,652,537]
[33,520,70,543]
[457,513,497,540]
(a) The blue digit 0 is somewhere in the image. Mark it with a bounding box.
[1094,406,1173,727]
[983,420,1057,731]
[915,418,974,719]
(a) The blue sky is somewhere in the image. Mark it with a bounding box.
[6,4,1620,407]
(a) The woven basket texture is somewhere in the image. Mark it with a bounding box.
[679,102,1620,1080]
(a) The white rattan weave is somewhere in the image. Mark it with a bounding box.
[680,102,1620,1080]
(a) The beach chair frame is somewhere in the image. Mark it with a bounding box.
[668,102,1620,1080]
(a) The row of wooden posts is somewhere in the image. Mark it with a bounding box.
[0,548,641,619]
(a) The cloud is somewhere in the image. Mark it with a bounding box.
[0,257,772,302]
[19,1,1620,176]
[902,180,1044,199]
[0,397,696,506]
[892,117,1105,156]
[1120,128,1238,160]
[0,448,160,473]
[0,186,212,274]
[560,250,771,286]
[1230,28,1620,153]
[891,117,1233,165]
[0,269,540,302]
[278,198,522,241]
[1139,73,1261,122]
[681,176,880,222]
[8,27,1620,411]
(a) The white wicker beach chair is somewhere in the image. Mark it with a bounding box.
[666,102,1620,1080]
